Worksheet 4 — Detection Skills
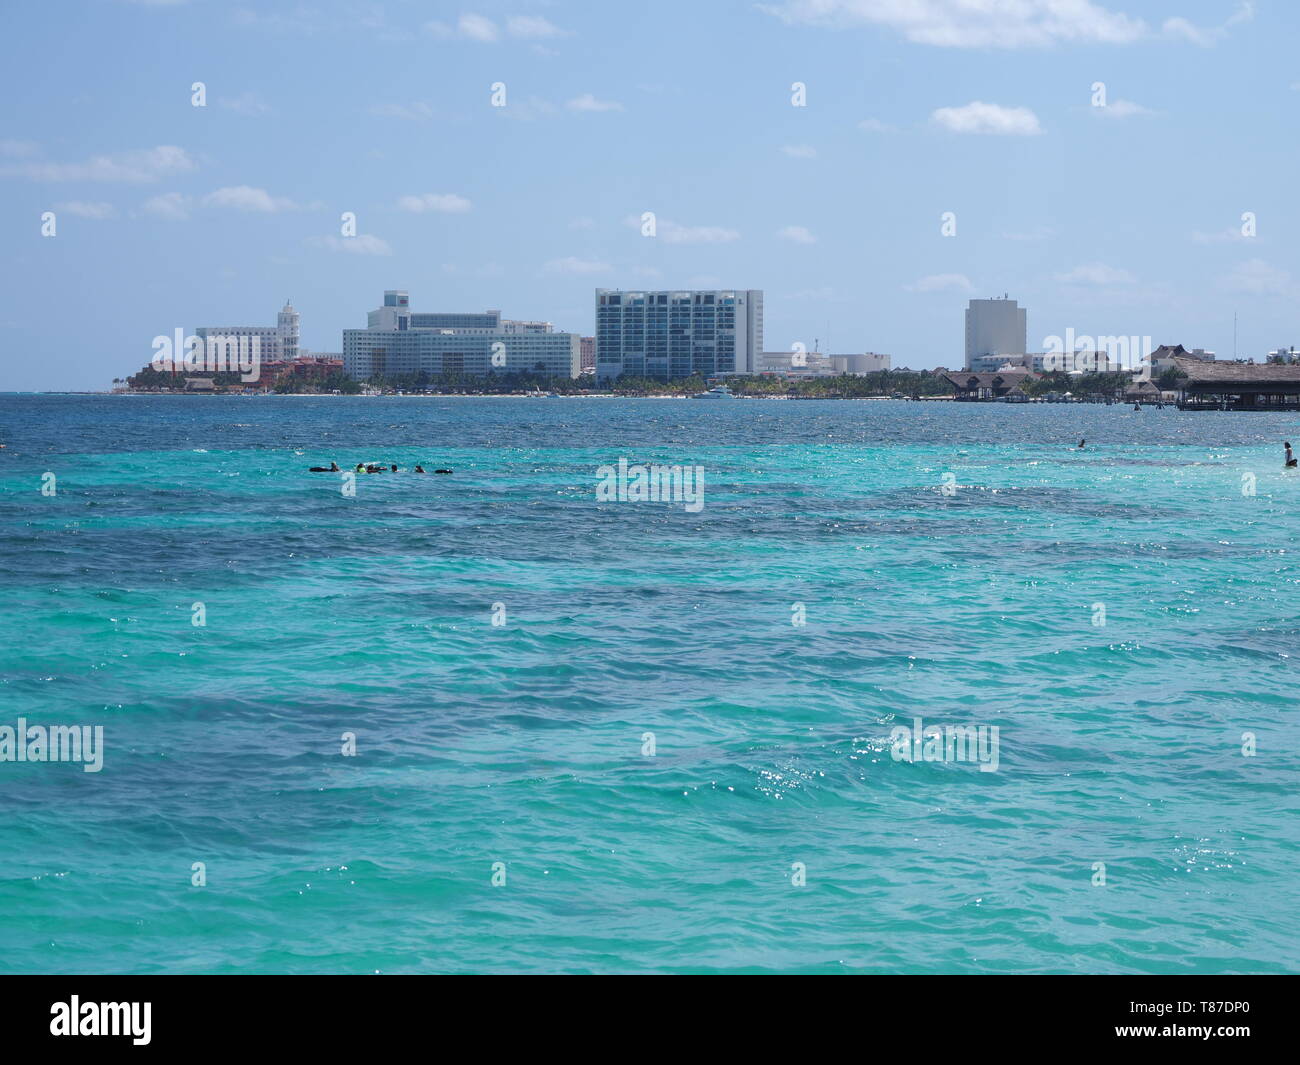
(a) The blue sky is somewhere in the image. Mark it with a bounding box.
[0,0,1294,389]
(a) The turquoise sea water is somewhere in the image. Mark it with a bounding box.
[0,394,1297,974]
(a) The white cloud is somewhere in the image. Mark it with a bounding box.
[493,96,559,121]
[567,93,623,112]
[140,192,191,220]
[1163,3,1253,47]
[1093,98,1154,118]
[1224,258,1292,296]
[543,256,610,275]
[425,13,567,43]
[457,14,499,42]
[623,215,741,244]
[759,0,1146,49]
[217,92,270,115]
[0,145,196,182]
[778,225,816,244]
[1161,17,1214,46]
[662,222,740,244]
[397,192,472,213]
[54,201,116,220]
[311,234,392,256]
[1192,226,1251,244]
[370,101,435,120]
[932,101,1041,135]
[204,185,300,212]
[906,273,973,293]
[423,15,499,41]
[1055,263,1135,285]
[507,15,566,39]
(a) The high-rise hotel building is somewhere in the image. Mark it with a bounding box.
[343,291,580,379]
[196,299,299,361]
[964,296,1027,370]
[595,289,763,381]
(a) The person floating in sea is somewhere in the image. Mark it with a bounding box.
[390,464,398,472]
[1286,441,1297,468]
[413,465,427,473]
[434,468,452,474]
[355,462,366,472]
[1077,439,1086,450]
[309,462,340,472]
[1133,403,1141,411]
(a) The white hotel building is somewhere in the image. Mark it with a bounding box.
[964,296,1027,371]
[595,289,763,381]
[759,351,892,376]
[343,291,580,379]
[196,300,300,361]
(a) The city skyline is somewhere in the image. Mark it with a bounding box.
[2,0,1294,390]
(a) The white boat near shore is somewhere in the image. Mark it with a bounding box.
[692,385,737,399]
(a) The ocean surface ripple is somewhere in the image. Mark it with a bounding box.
[0,396,1296,973]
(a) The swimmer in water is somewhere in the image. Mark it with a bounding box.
[309,462,340,472]
[1077,439,1085,450]
[434,468,452,474]
[1286,441,1297,468]
[390,464,398,472]
[355,463,365,473]
[413,465,427,473]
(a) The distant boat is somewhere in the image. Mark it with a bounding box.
[692,385,737,399]
[525,386,552,397]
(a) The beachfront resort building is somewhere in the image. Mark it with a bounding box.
[1148,344,1215,377]
[343,290,580,380]
[759,351,893,377]
[972,350,1117,374]
[1173,355,1300,410]
[965,296,1027,370]
[595,289,764,381]
[943,369,1037,400]
[835,352,892,374]
[196,299,300,362]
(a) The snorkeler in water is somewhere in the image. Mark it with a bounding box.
[309,462,340,472]
[434,468,452,474]
[413,465,427,473]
